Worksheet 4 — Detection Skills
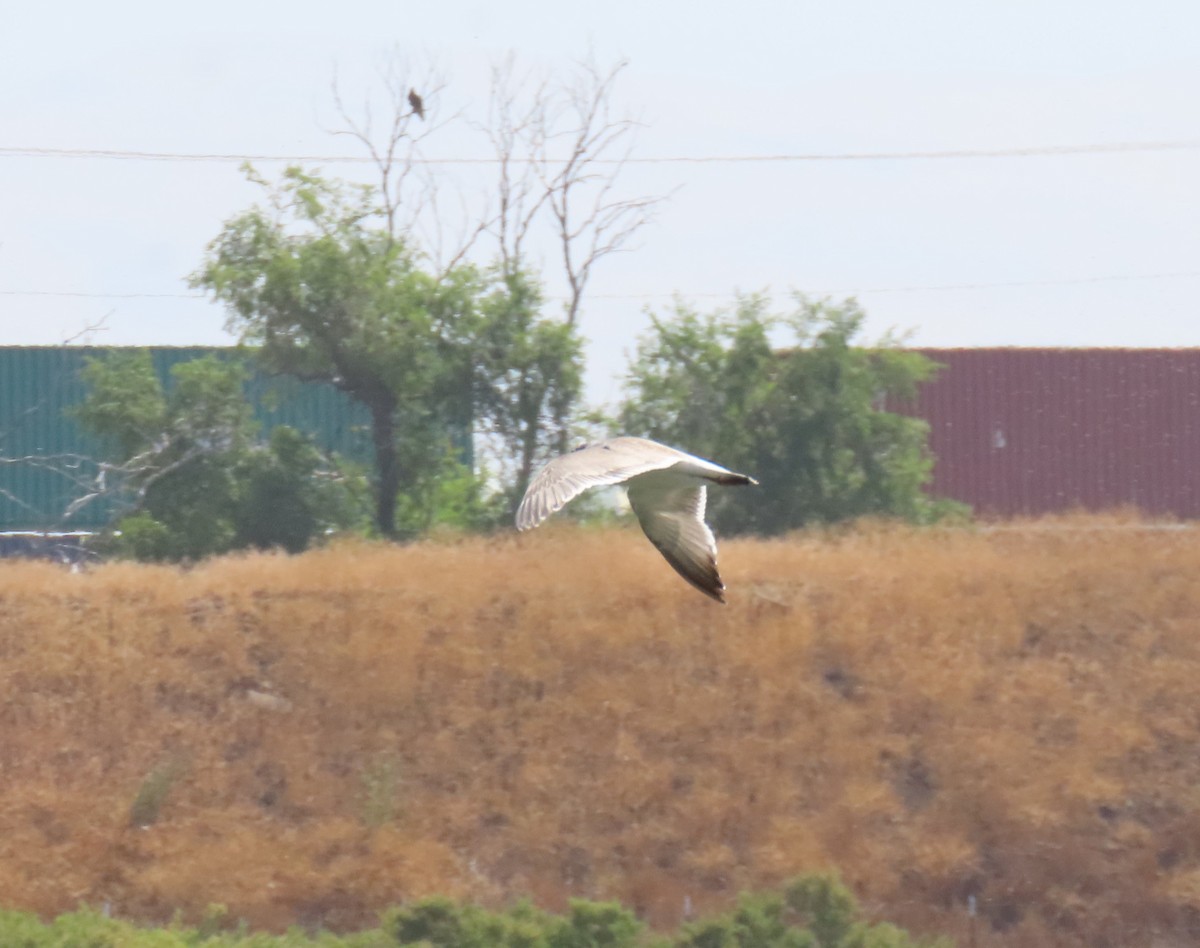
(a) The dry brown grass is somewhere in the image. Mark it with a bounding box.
[2,518,1199,945]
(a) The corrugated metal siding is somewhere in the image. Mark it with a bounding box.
[0,347,391,531]
[1,347,98,531]
[891,348,1200,517]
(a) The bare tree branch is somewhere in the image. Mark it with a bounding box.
[484,54,554,276]
[476,54,669,456]
[0,451,108,529]
[415,171,492,279]
[61,309,112,345]
[544,57,667,328]
[485,54,667,328]
[327,56,483,272]
[0,315,112,532]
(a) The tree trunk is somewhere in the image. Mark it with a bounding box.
[369,395,400,538]
[511,420,539,517]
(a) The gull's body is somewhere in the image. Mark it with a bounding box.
[515,437,757,602]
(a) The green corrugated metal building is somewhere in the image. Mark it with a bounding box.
[0,347,388,532]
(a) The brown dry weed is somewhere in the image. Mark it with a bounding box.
[1,518,1199,945]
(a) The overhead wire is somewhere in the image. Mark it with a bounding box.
[0,139,1198,164]
[4,270,1200,302]
[2,137,1197,303]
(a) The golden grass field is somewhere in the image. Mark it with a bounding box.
[2,518,1200,946]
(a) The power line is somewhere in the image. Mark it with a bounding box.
[1,139,1199,164]
[0,290,201,299]
[4,270,1200,303]
[581,271,1200,300]
[801,269,1200,296]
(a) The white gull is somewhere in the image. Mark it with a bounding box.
[515,437,758,602]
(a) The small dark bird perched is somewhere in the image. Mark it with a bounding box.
[408,88,425,121]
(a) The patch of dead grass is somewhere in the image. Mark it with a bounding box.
[1,519,1199,944]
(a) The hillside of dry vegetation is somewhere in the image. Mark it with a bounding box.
[2,519,1199,946]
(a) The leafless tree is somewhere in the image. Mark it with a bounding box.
[485,56,552,278]
[329,62,438,244]
[328,60,490,276]
[485,53,666,327]
[475,54,668,458]
[329,52,664,322]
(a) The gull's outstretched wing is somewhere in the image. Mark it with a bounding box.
[515,439,688,531]
[516,436,754,602]
[626,480,725,602]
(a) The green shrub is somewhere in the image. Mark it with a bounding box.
[104,511,175,562]
[784,875,857,946]
[673,875,951,948]
[728,892,814,948]
[235,427,368,553]
[385,895,470,946]
[384,896,552,947]
[0,877,947,947]
[547,899,644,947]
[675,896,817,948]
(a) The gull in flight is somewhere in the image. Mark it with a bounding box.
[515,437,758,602]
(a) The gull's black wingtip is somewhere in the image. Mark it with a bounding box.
[713,472,757,487]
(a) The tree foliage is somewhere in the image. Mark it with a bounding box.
[620,296,963,534]
[192,168,582,535]
[76,351,365,560]
[473,271,584,509]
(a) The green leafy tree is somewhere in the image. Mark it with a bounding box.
[620,296,963,534]
[192,167,480,539]
[76,351,364,560]
[393,441,510,535]
[72,349,167,459]
[192,168,584,537]
[474,271,584,511]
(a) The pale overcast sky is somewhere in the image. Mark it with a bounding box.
[2,0,1198,404]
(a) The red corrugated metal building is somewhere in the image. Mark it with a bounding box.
[891,348,1200,518]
